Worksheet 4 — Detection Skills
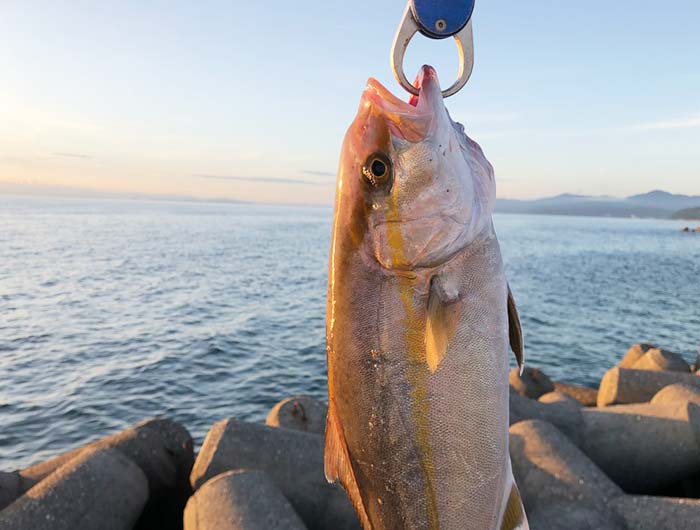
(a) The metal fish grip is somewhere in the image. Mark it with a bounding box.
[391,0,476,98]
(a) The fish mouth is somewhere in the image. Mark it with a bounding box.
[361,65,447,140]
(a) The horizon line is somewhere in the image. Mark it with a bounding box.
[1,181,699,207]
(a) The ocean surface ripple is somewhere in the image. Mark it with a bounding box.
[1,195,698,468]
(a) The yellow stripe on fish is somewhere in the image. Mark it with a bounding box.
[386,192,439,530]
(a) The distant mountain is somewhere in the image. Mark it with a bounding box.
[672,207,700,220]
[496,190,700,219]
[627,190,700,210]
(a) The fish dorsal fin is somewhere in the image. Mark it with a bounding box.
[507,284,525,374]
[324,398,372,530]
[425,277,460,373]
[500,482,529,530]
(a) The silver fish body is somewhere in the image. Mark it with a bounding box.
[325,66,528,530]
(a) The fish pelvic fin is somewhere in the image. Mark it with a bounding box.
[425,276,460,373]
[507,284,525,374]
[324,398,373,530]
[499,482,529,530]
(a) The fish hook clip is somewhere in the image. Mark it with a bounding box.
[391,0,476,98]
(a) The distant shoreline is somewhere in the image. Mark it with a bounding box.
[3,184,700,219]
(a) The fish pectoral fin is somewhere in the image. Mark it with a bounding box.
[507,284,525,374]
[425,278,460,373]
[500,482,529,530]
[324,398,372,530]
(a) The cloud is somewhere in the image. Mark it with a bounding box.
[52,152,92,159]
[194,174,325,185]
[627,113,700,131]
[302,169,336,177]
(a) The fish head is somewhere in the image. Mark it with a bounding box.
[336,65,496,272]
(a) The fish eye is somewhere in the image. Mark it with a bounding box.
[362,152,393,189]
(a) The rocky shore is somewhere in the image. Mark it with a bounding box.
[1,343,699,529]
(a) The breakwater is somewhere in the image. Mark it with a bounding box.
[1,343,700,529]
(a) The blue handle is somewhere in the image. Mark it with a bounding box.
[410,0,475,39]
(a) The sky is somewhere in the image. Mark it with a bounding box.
[1,0,699,205]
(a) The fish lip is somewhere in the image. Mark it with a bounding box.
[364,78,418,115]
[410,64,440,102]
[362,65,443,117]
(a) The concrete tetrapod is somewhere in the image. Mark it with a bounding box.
[579,401,700,493]
[509,367,555,399]
[650,383,700,405]
[632,348,690,373]
[20,418,193,493]
[609,495,700,530]
[510,392,700,493]
[190,419,360,530]
[0,447,148,530]
[265,396,327,434]
[509,389,584,443]
[184,470,307,530]
[538,391,583,407]
[618,343,655,369]
[552,382,598,406]
[509,420,626,530]
[0,418,194,529]
[597,367,700,406]
[0,471,23,515]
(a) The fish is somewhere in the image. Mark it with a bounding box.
[324,65,528,530]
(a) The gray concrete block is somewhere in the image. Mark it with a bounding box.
[632,348,690,373]
[510,420,623,511]
[580,402,700,493]
[510,420,626,530]
[0,471,24,514]
[510,389,584,444]
[651,383,700,405]
[266,396,327,434]
[191,419,359,530]
[3,418,194,529]
[538,392,582,407]
[618,343,655,369]
[509,367,555,399]
[510,418,700,529]
[184,470,307,530]
[513,389,700,494]
[510,420,627,530]
[552,382,598,406]
[21,418,193,496]
[597,367,700,406]
[528,502,625,530]
[0,447,148,530]
[609,495,700,530]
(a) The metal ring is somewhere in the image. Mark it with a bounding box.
[390,5,474,98]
